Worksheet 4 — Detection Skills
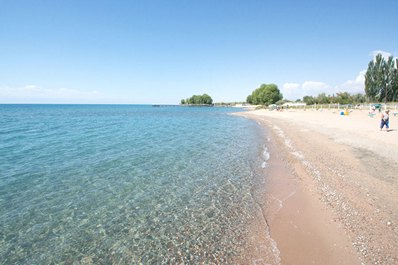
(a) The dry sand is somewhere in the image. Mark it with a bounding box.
[236,108,398,265]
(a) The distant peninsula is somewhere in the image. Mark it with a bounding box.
[180,94,213,105]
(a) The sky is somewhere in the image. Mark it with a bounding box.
[1,0,398,104]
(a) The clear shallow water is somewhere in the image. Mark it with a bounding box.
[0,105,271,264]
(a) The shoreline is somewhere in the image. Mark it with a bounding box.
[236,109,398,264]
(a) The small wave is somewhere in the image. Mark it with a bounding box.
[261,144,271,168]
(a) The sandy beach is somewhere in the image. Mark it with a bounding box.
[236,108,398,265]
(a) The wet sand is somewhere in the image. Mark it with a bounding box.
[236,108,398,264]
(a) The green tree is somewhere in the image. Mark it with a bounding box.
[335,92,352,104]
[365,56,381,101]
[392,58,398,101]
[246,95,253,104]
[328,94,337,104]
[302,92,365,105]
[365,53,398,102]
[316,93,330,104]
[303,95,315,105]
[246,84,283,105]
[385,56,398,102]
[351,93,366,103]
[201,93,213,104]
[191,95,201,104]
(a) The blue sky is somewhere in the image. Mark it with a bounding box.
[1,0,397,104]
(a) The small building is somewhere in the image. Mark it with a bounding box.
[282,102,307,108]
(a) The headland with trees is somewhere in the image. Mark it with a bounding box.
[181,94,213,106]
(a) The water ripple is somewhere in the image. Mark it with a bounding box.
[0,105,271,264]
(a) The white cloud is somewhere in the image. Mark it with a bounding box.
[371,50,392,60]
[282,71,366,100]
[370,50,398,68]
[281,51,397,101]
[0,85,109,103]
[282,81,330,100]
[338,70,366,94]
[283,83,300,90]
[302,81,329,90]
[282,83,304,101]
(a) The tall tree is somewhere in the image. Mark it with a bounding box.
[385,56,398,102]
[364,61,375,100]
[393,58,398,101]
[365,54,383,101]
[365,53,398,102]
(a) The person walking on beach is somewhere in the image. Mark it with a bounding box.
[380,109,390,131]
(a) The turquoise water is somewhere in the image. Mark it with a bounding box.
[0,105,271,264]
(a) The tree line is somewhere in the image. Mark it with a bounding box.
[301,92,366,105]
[245,85,367,106]
[181,94,213,105]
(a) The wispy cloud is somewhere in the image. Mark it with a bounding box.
[0,85,112,103]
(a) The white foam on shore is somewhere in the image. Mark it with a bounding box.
[272,122,344,213]
[250,129,281,265]
[261,144,271,168]
[272,124,324,183]
[273,125,302,158]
